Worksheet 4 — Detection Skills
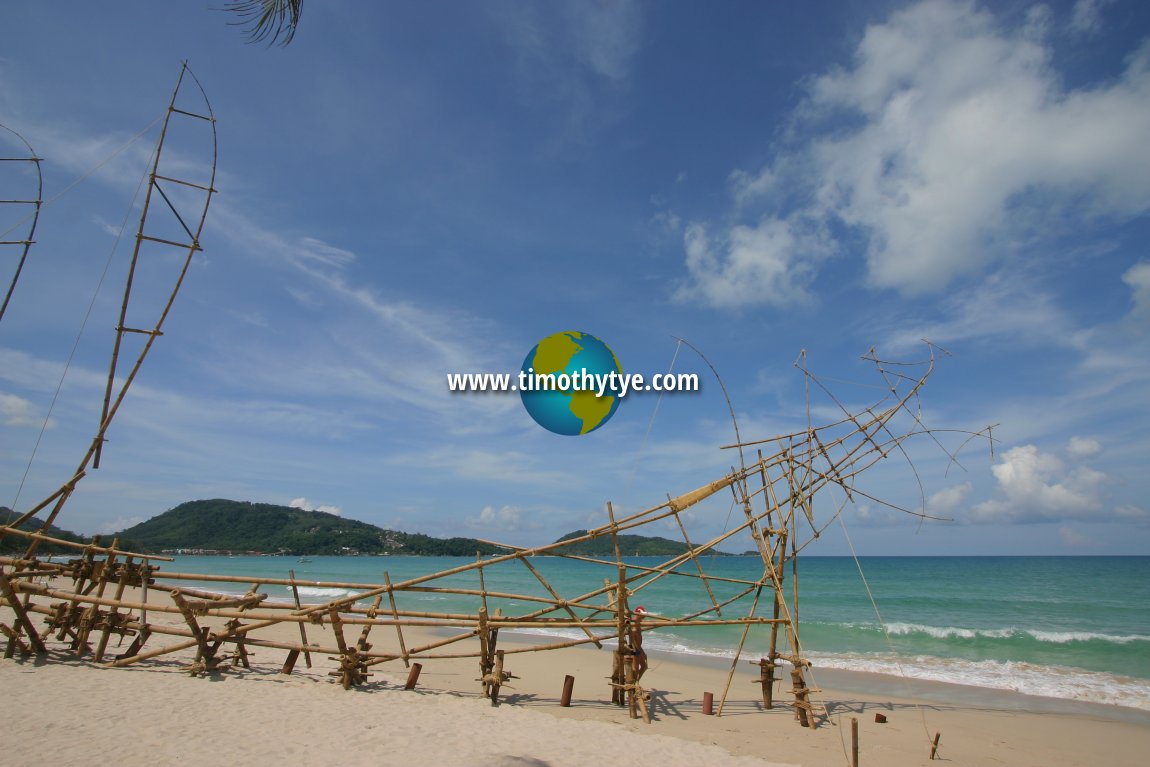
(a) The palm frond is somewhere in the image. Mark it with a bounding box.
[220,0,303,47]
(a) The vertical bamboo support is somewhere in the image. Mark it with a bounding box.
[852,716,859,767]
[607,501,628,706]
[624,640,638,719]
[478,606,501,700]
[489,648,506,705]
[356,594,383,651]
[0,571,46,654]
[170,590,215,675]
[328,606,368,689]
[611,564,628,706]
[94,555,133,662]
[139,557,150,628]
[383,571,408,667]
[287,569,312,668]
[3,621,31,658]
[751,653,777,708]
[791,667,811,727]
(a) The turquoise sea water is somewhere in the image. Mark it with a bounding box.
[161,554,1150,711]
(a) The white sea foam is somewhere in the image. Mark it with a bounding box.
[810,652,1150,711]
[292,586,360,600]
[1028,630,1150,644]
[867,622,1149,645]
[505,626,1150,711]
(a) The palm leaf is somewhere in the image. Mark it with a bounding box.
[220,0,303,47]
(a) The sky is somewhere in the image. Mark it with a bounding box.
[1,0,1149,556]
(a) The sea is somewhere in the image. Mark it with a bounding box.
[160,554,1150,712]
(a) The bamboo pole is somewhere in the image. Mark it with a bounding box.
[515,554,601,648]
[672,509,721,615]
[383,571,408,667]
[716,582,764,716]
[0,570,46,653]
[94,555,133,662]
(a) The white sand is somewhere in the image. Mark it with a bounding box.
[4,583,1150,766]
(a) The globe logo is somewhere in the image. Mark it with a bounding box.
[520,331,623,436]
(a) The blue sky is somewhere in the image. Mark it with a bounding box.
[2,0,1148,555]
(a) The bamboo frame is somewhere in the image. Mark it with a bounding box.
[2,337,992,735]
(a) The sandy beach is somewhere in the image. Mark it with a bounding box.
[4,593,1149,767]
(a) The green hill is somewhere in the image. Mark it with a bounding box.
[1,507,92,554]
[552,529,724,557]
[114,499,507,557]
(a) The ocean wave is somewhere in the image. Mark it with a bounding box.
[810,652,1150,711]
[292,586,361,600]
[504,626,1150,711]
[834,621,1150,646]
[1028,630,1150,645]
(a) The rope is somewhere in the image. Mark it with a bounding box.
[837,514,937,753]
[1,113,164,242]
[618,338,683,519]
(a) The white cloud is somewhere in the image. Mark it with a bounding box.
[392,448,572,488]
[565,0,641,81]
[1123,261,1150,327]
[675,219,823,308]
[498,0,641,84]
[1115,504,1148,520]
[1066,436,1102,459]
[681,0,1150,306]
[289,497,342,516]
[879,272,1074,353]
[927,481,972,516]
[970,444,1108,523]
[98,515,146,535]
[465,504,535,532]
[0,392,52,428]
[852,503,906,528]
[1058,525,1094,547]
[1069,0,1114,37]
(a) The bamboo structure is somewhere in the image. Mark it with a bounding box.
[0,63,995,734]
[1,342,991,728]
[0,122,43,326]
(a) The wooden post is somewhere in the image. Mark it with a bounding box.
[703,691,714,715]
[851,717,859,767]
[930,732,941,760]
[281,648,301,674]
[404,662,423,690]
[561,674,575,707]
[750,653,778,708]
